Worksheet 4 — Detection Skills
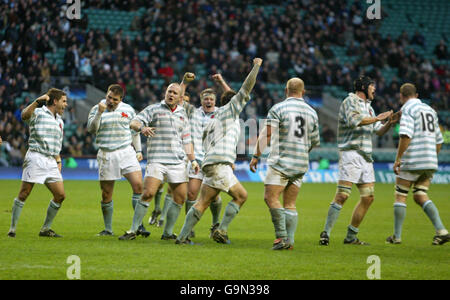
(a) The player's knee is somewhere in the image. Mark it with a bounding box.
[142,190,155,202]
[54,192,66,203]
[412,185,428,204]
[18,190,31,202]
[236,189,248,205]
[187,190,198,201]
[133,182,143,195]
[335,185,351,205]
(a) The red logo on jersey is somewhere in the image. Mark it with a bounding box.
[121,112,129,118]
[211,115,215,119]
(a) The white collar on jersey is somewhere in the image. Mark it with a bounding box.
[401,98,421,110]
[42,105,62,119]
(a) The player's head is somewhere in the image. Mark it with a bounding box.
[399,83,418,104]
[354,76,375,100]
[200,88,216,112]
[285,77,305,98]
[46,88,67,115]
[165,83,182,108]
[220,90,237,106]
[106,84,124,111]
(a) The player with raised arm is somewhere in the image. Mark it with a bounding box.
[386,83,449,245]
[87,84,149,237]
[318,76,399,245]
[7,89,68,238]
[175,57,263,245]
[118,75,199,240]
[249,78,320,250]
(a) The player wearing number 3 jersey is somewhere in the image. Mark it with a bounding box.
[249,78,320,250]
[386,83,449,246]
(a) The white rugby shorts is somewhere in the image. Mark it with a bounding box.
[397,170,435,183]
[338,150,375,184]
[22,150,63,184]
[264,166,303,188]
[145,162,188,183]
[97,145,141,181]
[202,163,238,192]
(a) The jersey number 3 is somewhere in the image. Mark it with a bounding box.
[294,116,305,138]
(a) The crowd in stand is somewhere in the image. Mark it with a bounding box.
[0,0,448,165]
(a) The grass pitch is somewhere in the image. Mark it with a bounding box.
[0,180,448,280]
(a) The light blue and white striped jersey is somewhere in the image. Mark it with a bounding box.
[337,93,382,162]
[191,106,217,164]
[399,98,443,171]
[266,97,320,177]
[202,63,260,168]
[25,105,64,156]
[134,100,191,165]
[87,100,137,151]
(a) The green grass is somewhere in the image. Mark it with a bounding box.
[0,180,449,280]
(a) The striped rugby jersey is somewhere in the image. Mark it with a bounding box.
[25,105,64,156]
[266,97,320,177]
[202,63,260,168]
[87,100,137,151]
[399,98,443,171]
[134,100,191,165]
[337,93,382,162]
[191,106,217,164]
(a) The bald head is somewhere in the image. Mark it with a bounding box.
[286,78,305,97]
[165,83,182,108]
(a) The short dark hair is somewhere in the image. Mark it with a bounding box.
[47,88,66,106]
[220,90,237,106]
[353,76,374,93]
[107,84,124,99]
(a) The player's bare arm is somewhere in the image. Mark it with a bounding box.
[358,110,393,126]
[130,119,155,138]
[376,110,401,136]
[21,94,49,121]
[183,143,199,174]
[250,125,272,173]
[212,73,232,92]
[179,72,195,103]
[87,101,107,133]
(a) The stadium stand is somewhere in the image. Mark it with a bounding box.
[0,0,448,166]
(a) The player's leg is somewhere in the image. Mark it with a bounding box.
[283,182,301,248]
[98,180,115,235]
[187,178,201,212]
[386,176,412,244]
[344,182,374,244]
[158,184,172,227]
[8,181,34,237]
[40,181,66,237]
[124,170,150,237]
[413,175,449,245]
[212,181,247,244]
[119,176,161,240]
[186,177,202,237]
[209,194,222,236]
[177,183,220,243]
[149,184,164,225]
[264,183,285,232]
[320,180,353,245]
[162,182,188,239]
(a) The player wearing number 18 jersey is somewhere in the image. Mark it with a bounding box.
[249,78,320,250]
[387,83,449,245]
